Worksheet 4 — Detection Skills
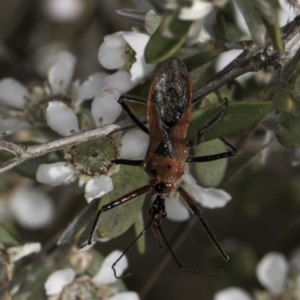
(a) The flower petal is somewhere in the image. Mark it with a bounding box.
[165,194,190,222]
[105,71,136,94]
[48,51,76,94]
[77,72,107,105]
[7,243,41,262]
[85,175,113,203]
[119,129,149,159]
[44,268,75,296]
[0,78,29,109]
[122,32,150,57]
[10,186,55,229]
[91,90,122,127]
[93,250,128,285]
[184,181,231,209]
[214,287,253,300]
[179,1,213,20]
[196,187,231,208]
[36,162,75,186]
[130,55,155,83]
[256,252,288,295]
[109,292,140,300]
[98,32,127,69]
[46,101,80,136]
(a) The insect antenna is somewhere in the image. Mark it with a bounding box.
[112,222,152,279]
[158,226,222,277]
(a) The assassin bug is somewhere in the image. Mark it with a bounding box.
[82,58,236,276]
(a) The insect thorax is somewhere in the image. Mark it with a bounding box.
[142,155,184,196]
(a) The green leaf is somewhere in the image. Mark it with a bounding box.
[97,165,148,238]
[187,101,274,142]
[193,139,228,187]
[145,13,192,64]
[134,211,146,254]
[235,0,266,46]
[262,102,300,147]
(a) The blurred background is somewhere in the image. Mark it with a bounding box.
[0,0,300,299]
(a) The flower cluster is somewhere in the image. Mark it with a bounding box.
[44,250,139,300]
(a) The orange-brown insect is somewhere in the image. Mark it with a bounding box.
[82,58,236,276]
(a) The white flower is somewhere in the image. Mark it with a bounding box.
[44,250,139,300]
[256,252,288,295]
[47,52,106,107]
[10,186,55,229]
[0,52,106,137]
[0,52,106,112]
[214,287,253,300]
[98,31,156,93]
[36,101,149,202]
[166,171,231,222]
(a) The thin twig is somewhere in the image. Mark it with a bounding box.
[0,119,139,173]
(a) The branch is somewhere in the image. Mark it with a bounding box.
[193,15,300,102]
[0,119,139,173]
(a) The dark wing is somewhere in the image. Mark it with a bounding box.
[146,58,191,159]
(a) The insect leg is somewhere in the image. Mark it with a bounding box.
[111,159,144,166]
[186,137,236,162]
[80,185,150,248]
[158,226,221,277]
[112,222,152,278]
[118,95,149,134]
[190,98,228,147]
[177,186,232,264]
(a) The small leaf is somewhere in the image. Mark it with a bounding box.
[273,89,295,114]
[187,101,274,142]
[134,211,146,254]
[262,102,300,147]
[193,139,228,187]
[235,0,266,46]
[145,13,192,64]
[97,165,148,238]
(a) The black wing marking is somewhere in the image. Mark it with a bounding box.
[151,58,189,158]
